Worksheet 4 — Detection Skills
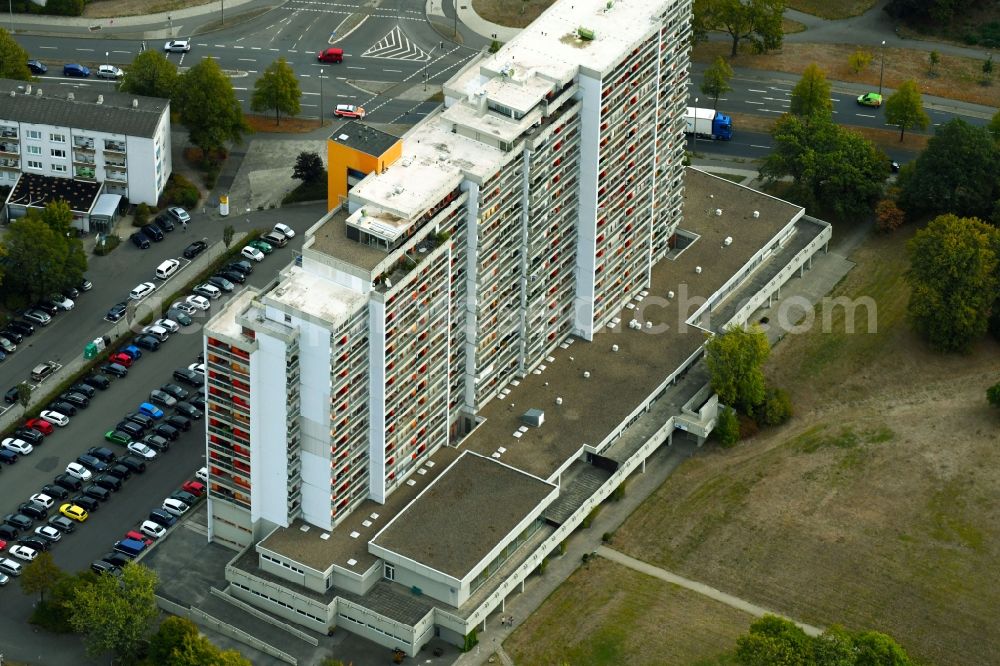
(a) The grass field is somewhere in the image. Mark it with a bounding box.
[504,558,752,665]
[610,227,1000,666]
[83,0,209,18]
[471,0,554,29]
[786,0,876,20]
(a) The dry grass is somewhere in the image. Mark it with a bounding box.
[244,115,322,134]
[613,227,1000,666]
[782,18,807,34]
[504,558,752,665]
[786,0,877,20]
[695,41,1000,108]
[471,0,554,29]
[84,0,210,18]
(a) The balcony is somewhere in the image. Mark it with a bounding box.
[1,127,17,139]
[0,158,19,170]
[73,153,96,165]
[105,157,126,168]
[74,167,96,181]
[0,142,17,155]
[103,140,126,153]
[106,171,127,183]
[73,138,95,151]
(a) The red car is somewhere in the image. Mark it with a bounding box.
[110,352,133,367]
[25,418,54,436]
[316,47,343,63]
[125,530,154,547]
[0,539,6,551]
[182,481,205,496]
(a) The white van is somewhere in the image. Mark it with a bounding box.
[155,259,180,280]
[0,558,23,577]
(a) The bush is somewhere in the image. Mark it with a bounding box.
[875,199,905,233]
[848,49,873,74]
[988,382,1000,410]
[159,173,200,209]
[714,405,740,446]
[582,506,600,528]
[610,480,626,501]
[133,203,150,227]
[461,629,478,652]
[538,558,548,574]
[93,234,120,256]
[758,387,793,426]
[601,531,613,544]
[29,599,74,633]
[738,413,760,440]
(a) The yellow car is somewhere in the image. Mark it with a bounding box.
[59,503,88,522]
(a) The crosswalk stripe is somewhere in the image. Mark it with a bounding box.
[361,26,431,61]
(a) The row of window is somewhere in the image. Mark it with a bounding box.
[230,581,326,624]
[24,160,67,174]
[337,612,409,643]
[261,552,305,576]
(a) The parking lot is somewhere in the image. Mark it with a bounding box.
[0,204,323,663]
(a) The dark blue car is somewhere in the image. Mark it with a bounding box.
[27,59,47,75]
[63,63,90,78]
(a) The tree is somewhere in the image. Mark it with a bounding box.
[699,0,785,57]
[928,50,940,76]
[897,119,1000,220]
[875,199,905,233]
[849,49,873,74]
[759,114,888,218]
[885,80,929,141]
[0,28,32,80]
[20,552,64,602]
[983,54,994,84]
[700,56,733,110]
[175,58,250,153]
[906,214,1000,352]
[851,631,914,665]
[714,406,740,446]
[16,381,32,409]
[988,109,1000,142]
[251,57,301,125]
[705,324,770,412]
[1,217,72,304]
[223,224,235,249]
[733,616,913,666]
[789,63,832,120]
[70,562,159,662]
[148,616,253,666]
[120,50,179,99]
[988,382,1000,410]
[293,151,325,184]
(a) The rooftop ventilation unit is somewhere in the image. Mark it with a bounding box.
[583,370,591,379]
[577,27,595,40]
[715,208,722,216]
[611,344,619,352]
[753,210,760,218]
[97,95,103,105]
[521,408,544,427]
[695,266,703,274]
[724,236,732,246]
[555,397,563,405]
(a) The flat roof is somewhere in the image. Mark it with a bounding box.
[8,172,101,212]
[307,207,389,274]
[462,168,803,479]
[207,289,257,340]
[263,264,367,328]
[479,0,678,81]
[348,111,503,220]
[330,121,399,157]
[0,78,167,138]
[260,446,463,574]
[371,452,556,580]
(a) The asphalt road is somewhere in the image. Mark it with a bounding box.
[0,204,324,657]
[12,0,479,123]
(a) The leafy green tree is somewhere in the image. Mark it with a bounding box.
[20,552,64,602]
[906,214,1000,352]
[875,199,905,233]
[175,58,250,153]
[988,109,1000,142]
[148,616,252,666]
[0,28,32,80]
[251,57,301,125]
[714,405,740,446]
[70,563,159,662]
[848,49,873,74]
[988,382,1000,410]
[700,56,733,110]
[223,224,235,249]
[705,324,770,412]
[120,50,179,99]
[757,387,793,426]
[148,616,200,664]
[736,615,813,665]
[734,616,914,666]
[885,0,972,24]
[699,0,785,57]
[760,114,888,218]
[293,151,325,184]
[2,216,71,304]
[789,63,832,120]
[885,80,929,141]
[898,119,1000,220]
[16,381,31,409]
[851,631,913,665]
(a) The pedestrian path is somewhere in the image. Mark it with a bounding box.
[595,546,824,637]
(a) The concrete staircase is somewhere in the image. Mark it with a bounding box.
[543,461,613,525]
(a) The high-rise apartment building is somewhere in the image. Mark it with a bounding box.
[201,0,831,654]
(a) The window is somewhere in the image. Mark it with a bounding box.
[51,148,66,158]
[26,160,42,170]
[51,164,67,173]
[50,133,65,143]
[383,563,395,581]
[26,130,41,140]
[26,145,41,155]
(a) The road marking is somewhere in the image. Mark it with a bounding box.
[112,50,131,54]
[748,88,766,93]
[362,26,430,62]
[238,58,256,62]
[301,103,317,107]
[336,76,346,80]
[215,44,226,48]
[39,45,57,49]
[303,91,319,95]
[856,113,876,118]
[347,66,364,69]
[300,74,311,77]
[197,43,208,46]
[269,48,279,51]
[233,87,248,91]
[384,68,402,72]
[251,47,262,50]
[233,45,244,49]
[77,48,95,52]
[750,144,771,149]
[763,109,783,113]
[745,100,763,105]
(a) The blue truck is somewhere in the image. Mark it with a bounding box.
[685,107,733,141]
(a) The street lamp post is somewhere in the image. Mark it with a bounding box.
[168,14,172,34]
[878,39,886,97]
[319,68,324,127]
[8,0,12,29]
[453,0,458,39]
[105,51,109,66]
[221,0,224,26]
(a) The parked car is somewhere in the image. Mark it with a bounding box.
[147,509,177,528]
[196,467,209,482]
[262,231,288,248]
[154,318,180,333]
[129,282,156,301]
[3,386,18,404]
[125,530,154,547]
[34,525,61,542]
[59,392,90,409]
[226,260,254,276]
[167,206,191,224]
[28,493,54,509]
[4,514,33,531]
[149,390,177,408]
[166,414,191,432]
[193,283,222,300]
[127,442,156,460]
[154,215,175,233]
[134,335,161,352]
[23,309,52,326]
[101,362,128,378]
[10,545,38,561]
[76,454,108,473]
[1,329,23,344]
[171,301,197,316]
[175,401,202,420]
[181,481,205,496]
[170,490,199,507]
[24,418,53,436]
[0,336,17,353]
[90,560,120,575]
[39,410,69,427]
[139,520,167,539]
[217,269,246,285]
[7,320,35,336]
[142,434,170,452]
[62,63,90,77]
[172,368,202,386]
[124,411,155,429]
[274,224,295,239]
[39,484,69,500]
[52,474,82,492]
[166,309,193,326]
[0,558,23,576]
[49,294,74,311]
[120,344,143,361]
[141,224,164,242]
[115,421,144,439]
[65,462,92,481]
[87,446,117,464]
[118,456,147,474]
[185,295,210,311]
[47,401,76,417]
[79,277,93,292]
[70,382,96,398]
[182,240,207,259]
[13,428,44,446]
[2,438,33,455]
[139,402,165,419]
[106,463,132,481]
[17,502,47,521]
[0,450,18,464]
[82,374,111,390]
[47,515,76,532]
[154,423,180,441]
[70,496,99,513]
[247,239,273,255]
[0,525,19,540]
[110,353,133,367]
[241,246,265,263]
[130,232,151,249]
[82,485,111,502]
[206,276,234,292]
[93,475,122,492]
[100,552,131,568]
[106,302,129,321]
